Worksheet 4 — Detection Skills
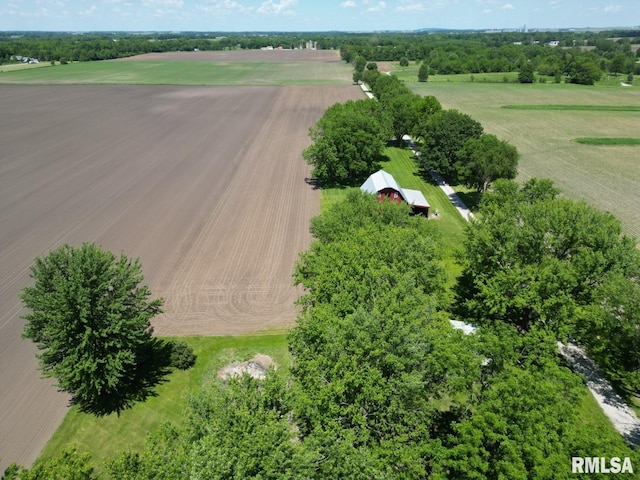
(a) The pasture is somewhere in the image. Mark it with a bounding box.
[408,81,640,239]
[0,50,352,85]
[0,82,362,471]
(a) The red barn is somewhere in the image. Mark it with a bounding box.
[360,170,430,217]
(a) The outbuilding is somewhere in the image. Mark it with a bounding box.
[360,170,430,217]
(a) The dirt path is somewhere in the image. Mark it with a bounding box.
[558,342,640,446]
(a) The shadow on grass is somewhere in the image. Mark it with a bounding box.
[74,336,174,417]
[456,191,481,212]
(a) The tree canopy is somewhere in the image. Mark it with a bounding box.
[454,178,640,391]
[302,99,392,186]
[20,243,167,415]
[9,187,640,477]
[456,133,519,193]
[416,109,484,181]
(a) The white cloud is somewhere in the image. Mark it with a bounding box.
[340,0,357,7]
[365,0,385,12]
[604,4,622,13]
[196,0,252,14]
[79,5,97,16]
[501,3,514,9]
[143,0,183,8]
[396,1,426,12]
[257,0,297,15]
[396,0,457,13]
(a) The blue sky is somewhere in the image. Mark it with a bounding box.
[2,0,639,32]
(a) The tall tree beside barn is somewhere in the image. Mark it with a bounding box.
[416,109,483,182]
[303,99,392,186]
[456,134,519,193]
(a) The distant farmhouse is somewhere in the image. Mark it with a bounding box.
[11,55,39,64]
[361,170,430,217]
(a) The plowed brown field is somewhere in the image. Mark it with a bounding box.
[112,49,341,62]
[0,83,363,469]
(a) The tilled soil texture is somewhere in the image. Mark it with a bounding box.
[0,84,363,470]
[112,49,342,62]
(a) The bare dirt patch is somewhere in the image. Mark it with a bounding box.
[113,49,341,63]
[0,83,363,470]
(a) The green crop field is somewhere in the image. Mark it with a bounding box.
[407,81,640,239]
[0,60,353,85]
[574,137,640,145]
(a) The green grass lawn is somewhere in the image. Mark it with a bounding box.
[0,62,51,72]
[38,334,289,476]
[0,60,352,85]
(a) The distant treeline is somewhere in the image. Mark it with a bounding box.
[1,30,639,76]
[340,30,640,77]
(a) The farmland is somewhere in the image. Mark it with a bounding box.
[0,61,362,470]
[3,46,640,474]
[0,50,352,85]
[409,81,640,239]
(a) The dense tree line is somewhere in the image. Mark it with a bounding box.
[339,30,640,83]
[0,32,343,64]
[310,66,518,192]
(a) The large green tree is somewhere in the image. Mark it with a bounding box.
[20,243,165,414]
[455,179,637,334]
[289,192,478,477]
[454,179,640,389]
[567,55,603,85]
[517,62,535,83]
[456,134,519,193]
[302,100,391,186]
[577,273,640,392]
[416,109,484,181]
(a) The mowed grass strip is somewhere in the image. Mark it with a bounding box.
[502,104,640,111]
[574,137,640,145]
[38,334,289,476]
[0,60,352,85]
[381,146,468,276]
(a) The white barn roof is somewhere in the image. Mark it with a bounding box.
[402,188,429,208]
[361,170,429,209]
[360,170,404,199]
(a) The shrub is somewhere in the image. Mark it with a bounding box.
[169,340,196,370]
